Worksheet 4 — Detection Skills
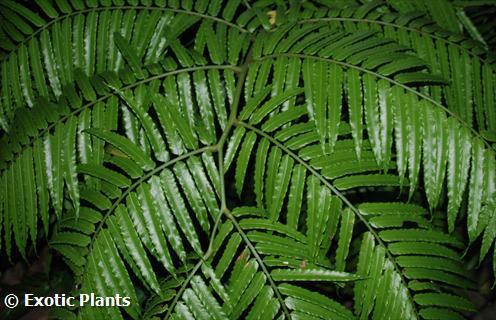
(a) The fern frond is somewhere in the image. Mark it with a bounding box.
[0,1,494,319]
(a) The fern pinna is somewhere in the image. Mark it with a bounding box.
[0,0,495,319]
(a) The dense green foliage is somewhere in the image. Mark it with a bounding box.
[0,0,495,319]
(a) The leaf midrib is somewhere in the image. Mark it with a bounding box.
[256,53,495,153]
[1,5,249,63]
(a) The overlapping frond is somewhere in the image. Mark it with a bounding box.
[0,0,255,131]
[0,32,241,257]
[262,1,496,137]
[229,101,476,318]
